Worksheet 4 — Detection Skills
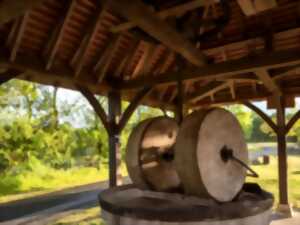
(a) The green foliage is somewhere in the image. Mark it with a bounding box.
[226,105,253,140]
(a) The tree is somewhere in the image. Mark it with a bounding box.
[226,105,253,141]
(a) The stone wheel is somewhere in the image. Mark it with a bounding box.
[175,108,248,202]
[125,117,180,192]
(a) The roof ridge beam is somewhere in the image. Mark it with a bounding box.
[108,0,207,66]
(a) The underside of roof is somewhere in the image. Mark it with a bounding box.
[0,0,300,110]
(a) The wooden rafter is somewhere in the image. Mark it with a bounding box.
[0,0,44,25]
[111,0,211,33]
[6,18,20,48]
[187,81,229,104]
[77,85,110,133]
[117,86,152,132]
[285,110,300,134]
[0,50,111,92]
[45,0,76,70]
[132,43,156,78]
[243,101,278,133]
[73,5,108,77]
[255,69,281,94]
[9,12,30,62]
[229,81,236,99]
[114,38,139,77]
[94,35,122,83]
[108,0,207,66]
[117,49,300,90]
[273,66,300,81]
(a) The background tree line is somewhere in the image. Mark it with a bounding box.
[0,80,299,175]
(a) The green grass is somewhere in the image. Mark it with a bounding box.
[0,160,128,203]
[248,155,300,208]
[0,166,108,203]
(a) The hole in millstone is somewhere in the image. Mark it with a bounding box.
[161,151,174,162]
[220,145,234,163]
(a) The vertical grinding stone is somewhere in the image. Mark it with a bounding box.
[175,108,248,202]
[126,117,180,192]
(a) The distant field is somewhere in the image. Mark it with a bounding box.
[247,142,299,151]
[248,155,300,208]
[0,164,127,203]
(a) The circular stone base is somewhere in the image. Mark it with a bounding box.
[99,184,274,225]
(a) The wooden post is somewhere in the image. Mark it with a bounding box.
[175,76,184,124]
[108,91,122,187]
[275,95,291,215]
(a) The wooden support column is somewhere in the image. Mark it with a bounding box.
[175,76,184,124]
[244,99,291,215]
[274,96,290,211]
[108,91,122,187]
[79,86,151,188]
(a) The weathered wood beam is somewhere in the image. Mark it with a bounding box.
[117,86,152,132]
[0,69,22,84]
[108,0,207,66]
[111,0,210,33]
[285,110,300,134]
[108,91,122,187]
[132,43,156,78]
[117,49,300,90]
[186,81,228,104]
[46,0,76,70]
[175,76,184,124]
[255,69,281,94]
[229,81,236,99]
[274,95,289,207]
[74,5,108,77]
[0,0,44,25]
[273,66,300,81]
[10,12,30,62]
[0,50,111,93]
[243,101,278,132]
[77,85,110,133]
[95,35,121,83]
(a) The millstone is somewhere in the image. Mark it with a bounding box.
[125,117,180,192]
[175,108,248,202]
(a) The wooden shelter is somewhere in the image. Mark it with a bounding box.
[0,0,300,214]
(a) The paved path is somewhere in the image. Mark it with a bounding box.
[271,216,300,225]
[0,181,108,224]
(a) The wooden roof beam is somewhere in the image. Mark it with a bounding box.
[0,50,111,94]
[108,0,207,67]
[111,0,214,33]
[9,12,30,62]
[0,0,44,25]
[186,81,227,104]
[255,69,281,95]
[45,0,76,70]
[94,35,121,83]
[73,5,108,77]
[131,43,156,78]
[116,49,300,90]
